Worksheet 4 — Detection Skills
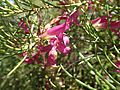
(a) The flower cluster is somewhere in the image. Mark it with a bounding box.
[18,9,119,68]
[19,10,80,67]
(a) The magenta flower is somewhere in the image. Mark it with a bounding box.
[47,23,67,36]
[110,20,120,29]
[49,35,71,55]
[49,13,67,25]
[57,42,71,55]
[21,52,33,64]
[37,44,57,67]
[45,35,70,66]
[69,10,80,26]
[24,58,33,64]
[110,21,120,36]
[92,16,120,36]
[31,53,41,64]
[114,61,120,73]
[46,47,57,66]
[37,45,52,53]
[63,35,70,45]
[21,51,40,64]
[91,16,108,29]
[40,10,80,38]
[36,35,70,67]
[18,19,30,34]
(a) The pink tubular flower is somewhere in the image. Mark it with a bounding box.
[49,34,71,55]
[18,18,30,34]
[37,44,57,67]
[40,10,80,38]
[21,52,33,64]
[57,43,71,55]
[63,35,70,45]
[46,47,57,66]
[40,21,71,38]
[110,21,120,36]
[114,61,120,73]
[37,45,52,53]
[38,10,78,67]
[21,51,40,64]
[47,23,67,36]
[31,53,41,64]
[24,58,33,64]
[69,10,80,26]
[44,35,70,66]
[49,13,67,25]
[92,16,120,36]
[110,20,120,29]
[91,16,108,29]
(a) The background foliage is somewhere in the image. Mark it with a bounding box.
[0,0,120,90]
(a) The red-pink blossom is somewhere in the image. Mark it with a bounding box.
[49,35,71,55]
[91,16,108,29]
[24,58,33,64]
[110,21,120,29]
[49,13,67,25]
[18,19,30,34]
[31,53,40,64]
[63,35,70,45]
[46,47,57,66]
[47,23,67,36]
[40,10,80,38]
[21,52,33,64]
[69,10,80,26]
[45,35,70,66]
[37,45,52,53]
[57,42,71,55]
[87,0,94,11]
[92,16,120,36]
[21,51,40,64]
[110,21,120,36]
[114,61,120,73]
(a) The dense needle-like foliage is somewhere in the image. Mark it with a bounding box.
[0,0,120,90]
